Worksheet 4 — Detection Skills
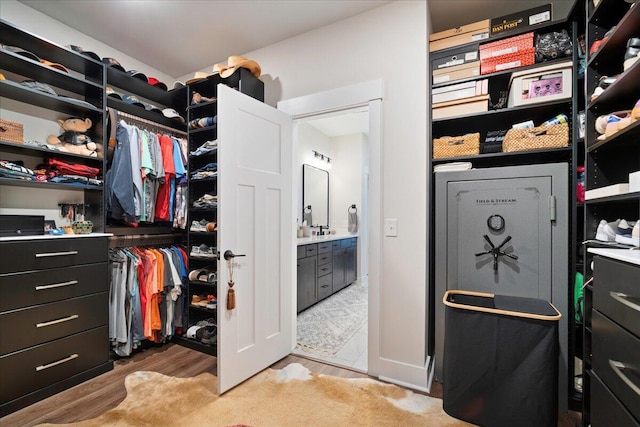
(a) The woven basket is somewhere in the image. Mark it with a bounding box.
[433,133,480,159]
[0,119,24,144]
[503,123,569,152]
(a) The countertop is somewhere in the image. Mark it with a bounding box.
[0,232,113,242]
[296,232,358,246]
[588,248,640,266]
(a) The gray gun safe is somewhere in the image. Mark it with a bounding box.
[434,163,569,411]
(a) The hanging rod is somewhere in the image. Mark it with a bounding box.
[108,232,184,248]
[114,110,188,136]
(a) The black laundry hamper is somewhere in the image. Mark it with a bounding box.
[442,290,562,427]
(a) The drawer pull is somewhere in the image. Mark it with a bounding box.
[35,250,78,258]
[36,314,79,328]
[610,292,640,312]
[35,280,78,291]
[35,354,79,372]
[321,285,329,288]
[609,360,640,396]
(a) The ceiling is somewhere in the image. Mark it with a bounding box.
[20,0,576,79]
[305,109,369,138]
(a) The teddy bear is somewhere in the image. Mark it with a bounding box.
[47,117,98,157]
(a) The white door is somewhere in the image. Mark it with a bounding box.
[217,84,294,394]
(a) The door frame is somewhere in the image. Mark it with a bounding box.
[278,80,383,375]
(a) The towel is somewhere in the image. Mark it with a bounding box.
[348,211,358,233]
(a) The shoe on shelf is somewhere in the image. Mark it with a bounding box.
[590,75,617,102]
[615,219,637,245]
[624,37,640,72]
[632,99,640,121]
[188,267,216,283]
[595,219,620,241]
[631,221,640,247]
[190,219,216,232]
[190,243,216,259]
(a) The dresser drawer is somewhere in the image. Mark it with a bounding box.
[1,293,108,355]
[332,241,341,251]
[592,371,640,427]
[317,251,333,266]
[592,309,640,422]
[317,261,333,277]
[305,244,318,257]
[341,238,356,248]
[0,237,108,274]
[0,326,109,406]
[318,242,332,254]
[593,256,640,338]
[0,263,108,312]
[317,274,332,300]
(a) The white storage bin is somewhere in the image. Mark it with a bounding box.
[507,61,572,108]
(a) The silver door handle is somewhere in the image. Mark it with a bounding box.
[35,280,78,291]
[609,360,640,396]
[35,250,78,258]
[609,292,640,312]
[35,354,78,372]
[36,314,79,328]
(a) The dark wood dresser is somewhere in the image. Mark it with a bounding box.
[0,234,113,416]
[587,248,640,427]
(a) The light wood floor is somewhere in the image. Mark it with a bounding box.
[1,343,581,426]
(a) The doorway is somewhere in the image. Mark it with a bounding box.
[292,108,370,371]
[278,80,383,376]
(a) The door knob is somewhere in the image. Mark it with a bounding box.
[224,250,246,260]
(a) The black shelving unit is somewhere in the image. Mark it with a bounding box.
[178,69,264,355]
[428,3,587,413]
[582,1,640,425]
[0,19,106,232]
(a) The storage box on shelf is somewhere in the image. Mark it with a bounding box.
[582,1,640,425]
[429,20,489,52]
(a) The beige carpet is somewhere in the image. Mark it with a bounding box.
[36,363,471,427]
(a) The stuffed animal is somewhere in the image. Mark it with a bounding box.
[47,117,97,157]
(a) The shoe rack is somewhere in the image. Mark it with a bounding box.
[180,69,264,355]
[582,0,640,425]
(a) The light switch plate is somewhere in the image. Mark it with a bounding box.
[385,218,398,237]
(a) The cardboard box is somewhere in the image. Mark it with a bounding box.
[429,20,490,52]
[432,44,479,70]
[507,61,572,107]
[433,95,490,120]
[490,4,552,37]
[480,32,534,60]
[432,79,488,104]
[481,48,535,74]
[433,61,480,85]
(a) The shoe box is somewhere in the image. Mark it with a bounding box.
[429,20,489,52]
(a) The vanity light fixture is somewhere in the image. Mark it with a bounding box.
[312,150,331,165]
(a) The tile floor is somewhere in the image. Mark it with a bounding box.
[293,281,368,372]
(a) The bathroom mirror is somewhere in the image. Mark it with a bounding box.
[302,163,329,227]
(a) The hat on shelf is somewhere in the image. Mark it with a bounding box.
[102,57,125,72]
[147,77,168,90]
[122,94,145,108]
[126,70,148,81]
[66,45,101,62]
[20,80,58,96]
[216,55,261,78]
[144,103,162,114]
[173,81,186,89]
[40,59,69,73]
[185,71,211,85]
[105,86,123,99]
[1,44,40,62]
[162,108,186,123]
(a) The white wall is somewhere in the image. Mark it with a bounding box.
[330,133,364,231]
[246,0,430,386]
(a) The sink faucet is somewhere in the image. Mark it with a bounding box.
[318,225,326,236]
